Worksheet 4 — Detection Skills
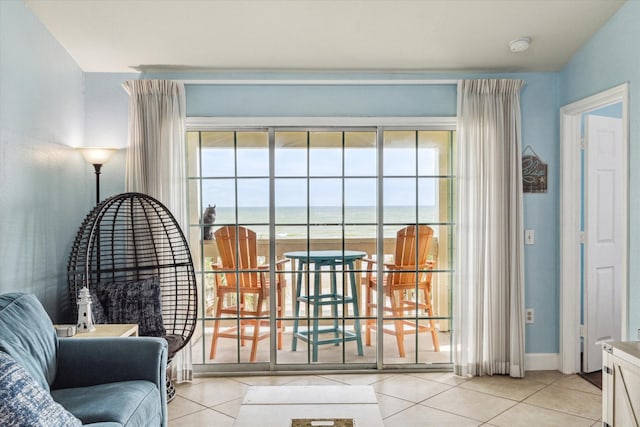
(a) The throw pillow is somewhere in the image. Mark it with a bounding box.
[0,351,82,427]
[99,277,166,337]
[88,286,107,324]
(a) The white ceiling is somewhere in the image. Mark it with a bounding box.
[24,0,624,73]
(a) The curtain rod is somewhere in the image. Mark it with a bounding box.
[179,79,459,86]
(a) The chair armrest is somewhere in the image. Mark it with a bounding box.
[275,258,290,269]
[52,337,167,390]
[362,258,376,283]
[257,258,290,270]
[214,259,289,270]
[365,259,408,270]
[385,263,436,271]
[362,258,377,271]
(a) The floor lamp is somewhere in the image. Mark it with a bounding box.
[80,148,117,205]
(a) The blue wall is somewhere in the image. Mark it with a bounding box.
[84,72,139,198]
[0,0,90,320]
[560,0,640,338]
[184,81,457,117]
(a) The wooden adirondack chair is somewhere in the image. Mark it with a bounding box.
[363,225,440,357]
[209,226,288,362]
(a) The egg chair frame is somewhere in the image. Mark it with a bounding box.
[67,192,197,401]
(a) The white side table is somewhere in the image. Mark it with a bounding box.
[55,324,139,338]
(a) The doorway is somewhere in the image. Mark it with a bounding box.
[560,83,629,374]
[582,112,624,374]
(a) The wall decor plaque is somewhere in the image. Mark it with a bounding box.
[522,145,547,193]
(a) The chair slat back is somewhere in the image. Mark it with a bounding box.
[392,225,434,285]
[214,226,261,289]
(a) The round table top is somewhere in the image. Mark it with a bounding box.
[283,250,367,262]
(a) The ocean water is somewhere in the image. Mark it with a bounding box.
[209,206,440,239]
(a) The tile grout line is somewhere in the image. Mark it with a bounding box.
[380,402,419,421]
[416,383,510,425]
[168,406,235,423]
[493,380,602,423]
[173,381,249,418]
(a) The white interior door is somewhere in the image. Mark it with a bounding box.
[584,115,624,373]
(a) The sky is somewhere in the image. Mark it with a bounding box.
[200,147,439,208]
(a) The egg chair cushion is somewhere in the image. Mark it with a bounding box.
[88,287,108,324]
[98,277,166,337]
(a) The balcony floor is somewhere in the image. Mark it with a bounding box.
[192,326,451,366]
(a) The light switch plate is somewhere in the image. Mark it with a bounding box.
[525,229,535,245]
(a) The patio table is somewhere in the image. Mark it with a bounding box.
[284,250,365,362]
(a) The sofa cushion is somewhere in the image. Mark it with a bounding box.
[0,351,82,427]
[97,277,166,337]
[0,293,58,390]
[52,380,162,427]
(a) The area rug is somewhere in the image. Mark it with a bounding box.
[233,385,383,427]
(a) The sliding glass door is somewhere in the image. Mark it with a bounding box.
[186,124,454,372]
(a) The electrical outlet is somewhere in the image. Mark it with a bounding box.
[525,308,535,324]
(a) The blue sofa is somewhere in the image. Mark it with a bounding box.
[0,292,167,426]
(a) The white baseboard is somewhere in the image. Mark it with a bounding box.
[525,353,560,371]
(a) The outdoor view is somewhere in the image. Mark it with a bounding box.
[186,128,454,370]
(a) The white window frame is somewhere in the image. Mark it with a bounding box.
[186,116,456,371]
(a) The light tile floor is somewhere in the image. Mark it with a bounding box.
[169,370,602,426]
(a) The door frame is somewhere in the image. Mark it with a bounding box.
[559,83,629,374]
[186,116,457,372]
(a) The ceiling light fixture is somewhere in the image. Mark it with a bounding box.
[509,37,531,53]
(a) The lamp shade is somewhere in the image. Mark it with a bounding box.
[80,147,117,165]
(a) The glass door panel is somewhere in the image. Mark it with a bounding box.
[275,130,373,366]
[381,130,452,366]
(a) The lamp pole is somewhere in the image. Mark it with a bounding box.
[92,163,103,205]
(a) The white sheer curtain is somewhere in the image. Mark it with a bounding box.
[454,79,526,378]
[122,79,192,383]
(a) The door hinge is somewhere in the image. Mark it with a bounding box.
[580,231,585,244]
[604,365,613,375]
[580,137,586,150]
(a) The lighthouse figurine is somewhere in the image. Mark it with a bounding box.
[77,286,96,333]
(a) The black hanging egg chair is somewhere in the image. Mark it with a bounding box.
[67,192,197,401]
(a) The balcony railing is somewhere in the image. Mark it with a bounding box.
[198,237,449,330]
